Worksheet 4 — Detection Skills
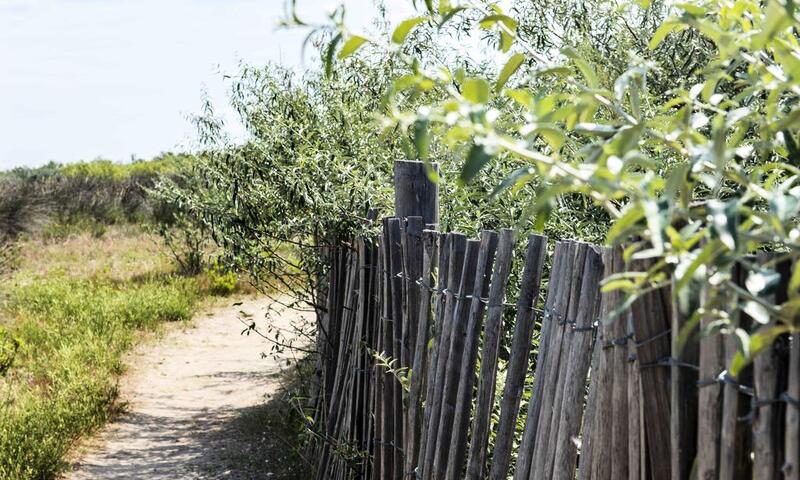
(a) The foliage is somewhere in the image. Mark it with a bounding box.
[311,0,800,373]
[0,227,201,479]
[0,153,192,245]
[151,63,400,306]
[204,260,241,296]
[152,53,614,325]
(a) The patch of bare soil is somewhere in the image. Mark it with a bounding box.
[63,296,312,480]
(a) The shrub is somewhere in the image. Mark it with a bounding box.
[204,261,240,296]
[0,153,195,243]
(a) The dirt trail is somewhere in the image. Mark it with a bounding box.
[64,296,309,480]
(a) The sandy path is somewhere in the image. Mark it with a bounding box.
[64,296,309,480]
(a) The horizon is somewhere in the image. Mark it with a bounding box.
[0,0,414,170]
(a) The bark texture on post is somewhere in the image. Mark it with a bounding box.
[394,160,439,226]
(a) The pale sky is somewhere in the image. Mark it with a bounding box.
[0,0,415,169]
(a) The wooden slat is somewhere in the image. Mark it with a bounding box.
[351,238,371,476]
[445,231,499,480]
[513,241,568,480]
[786,332,800,480]
[431,238,482,480]
[576,317,601,480]
[372,238,385,480]
[627,311,643,480]
[405,229,439,478]
[417,233,452,479]
[670,265,699,480]
[753,338,781,478]
[387,218,406,480]
[421,234,467,480]
[719,264,751,480]
[379,225,396,480]
[364,239,380,480]
[529,241,582,480]
[488,234,549,480]
[609,248,630,479]
[697,285,724,479]
[401,216,424,470]
[582,248,615,480]
[752,252,789,479]
[541,242,590,479]
[402,217,424,378]
[466,229,517,480]
[628,258,672,480]
[551,245,604,480]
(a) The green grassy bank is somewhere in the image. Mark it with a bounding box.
[0,226,212,479]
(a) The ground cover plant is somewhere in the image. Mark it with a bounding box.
[0,226,201,479]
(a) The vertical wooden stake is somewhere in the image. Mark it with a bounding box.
[466,229,517,480]
[379,225,396,480]
[697,288,724,480]
[394,160,439,226]
[514,241,568,480]
[671,263,699,480]
[405,229,439,478]
[489,234,548,480]
[445,230,499,480]
[387,218,406,480]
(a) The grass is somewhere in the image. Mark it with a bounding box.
[0,225,206,479]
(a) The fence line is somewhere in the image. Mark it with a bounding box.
[306,213,798,480]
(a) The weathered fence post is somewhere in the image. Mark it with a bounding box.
[517,241,568,480]
[671,271,699,480]
[394,160,439,226]
[392,159,439,480]
[405,229,439,478]
[445,230,499,480]
[466,229,516,480]
[491,234,548,480]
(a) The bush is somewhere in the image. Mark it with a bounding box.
[0,153,194,243]
[204,261,240,296]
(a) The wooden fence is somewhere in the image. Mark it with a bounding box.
[306,162,799,480]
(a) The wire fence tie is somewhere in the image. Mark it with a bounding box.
[602,332,634,349]
[633,328,672,349]
[572,320,599,332]
[639,356,699,371]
